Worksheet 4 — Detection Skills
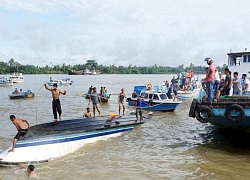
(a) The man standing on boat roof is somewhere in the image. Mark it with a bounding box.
[88,87,101,117]
[204,57,216,103]
[44,83,66,122]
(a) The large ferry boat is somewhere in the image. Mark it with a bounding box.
[189,51,250,132]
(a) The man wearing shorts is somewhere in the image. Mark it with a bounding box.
[8,115,30,152]
[88,87,101,117]
[118,88,126,115]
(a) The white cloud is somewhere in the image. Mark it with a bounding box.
[0,0,250,67]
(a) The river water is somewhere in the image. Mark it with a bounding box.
[1,74,250,180]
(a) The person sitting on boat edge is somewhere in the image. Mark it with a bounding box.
[214,68,231,102]
[20,164,37,178]
[12,88,18,94]
[83,107,91,118]
[8,115,30,152]
[103,89,110,98]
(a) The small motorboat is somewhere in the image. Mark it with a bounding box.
[127,83,182,112]
[85,94,111,103]
[0,114,147,165]
[0,78,13,87]
[47,78,74,86]
[8,90,35,99]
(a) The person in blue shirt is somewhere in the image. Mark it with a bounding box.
[135,96,144,122]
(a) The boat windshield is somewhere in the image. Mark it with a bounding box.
[159,94,167,100]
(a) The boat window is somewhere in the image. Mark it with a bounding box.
[159,94,167,100]
[144,93,148,98]
[141,93,145,97]
[149,94,153,99]
[243,55,247,63]
[248,55,250,62]
[153,94,159,100]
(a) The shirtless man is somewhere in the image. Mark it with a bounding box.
[9,115,30,152]
[83,107,91,118]
[118,88,126,115]
[20,164,37,178]
[44,83,66,122]
[88,87,101,117]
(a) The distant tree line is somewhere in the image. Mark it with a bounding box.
[0,59,227,74]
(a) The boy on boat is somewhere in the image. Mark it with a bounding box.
[118,88,126,115]
[8,115,30,152]
[83,107,91,118]
[44,83,66,122]
[88,87,101,117]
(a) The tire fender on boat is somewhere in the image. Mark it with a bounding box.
[146,83,153,90]
[225,104,245,123]
[195,105,213,123]
[189,99,197,118]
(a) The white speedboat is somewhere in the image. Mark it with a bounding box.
[0,115,145,165]
[47,78,74,86]
[9,73,24,83]
[0,78,13,87]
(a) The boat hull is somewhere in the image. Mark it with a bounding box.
[177,88,200,100]
[127,99,181,112]
[0,81,13,87]
[9,93,35,99]
[0,115,143,165]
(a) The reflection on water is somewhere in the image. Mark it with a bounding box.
[1,74,250,179]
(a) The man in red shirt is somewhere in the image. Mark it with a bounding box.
[205,57,216,103]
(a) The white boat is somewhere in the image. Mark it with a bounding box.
[0,115,145,165]
[161,74,201,100]
[47,78,74,86]
[0,77,13,87]
[9,73,24,83]
[227,51,250,75]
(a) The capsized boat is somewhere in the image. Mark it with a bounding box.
[0,114,146,165]
[127,84,182,112]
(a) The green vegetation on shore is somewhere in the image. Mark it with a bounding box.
[0,59,226,74]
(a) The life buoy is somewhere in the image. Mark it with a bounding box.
[195,105,213,123]
[126,97,131,102]
[146,83,153,90]
[225,104,245,123]
[189,99,197,118]
[148,100,153,106]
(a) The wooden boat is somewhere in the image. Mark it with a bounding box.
[85,94,111,103]
[0,115,145,165]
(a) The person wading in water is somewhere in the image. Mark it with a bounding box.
[44,83,66,122]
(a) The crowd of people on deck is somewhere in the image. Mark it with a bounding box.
[199,57,250,103]
[164,70,198,101]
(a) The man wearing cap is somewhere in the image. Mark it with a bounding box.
[204,57,216,103]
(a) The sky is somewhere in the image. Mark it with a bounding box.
[0,0,250,68]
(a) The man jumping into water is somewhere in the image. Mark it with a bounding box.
[44,83,66,122]
[8,115,30,152]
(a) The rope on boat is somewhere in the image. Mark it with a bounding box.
[36,84,45,125]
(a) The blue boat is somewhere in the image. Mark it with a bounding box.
[0,115,145,165]
[127,84,182,112]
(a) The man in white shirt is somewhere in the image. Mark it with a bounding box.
[242,74,250,95]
